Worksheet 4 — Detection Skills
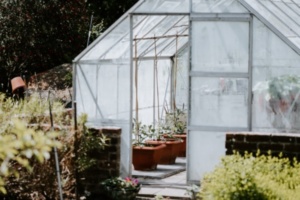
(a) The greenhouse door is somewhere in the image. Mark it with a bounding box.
[188,14,252,183]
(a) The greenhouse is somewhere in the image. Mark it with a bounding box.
[73,0,300,183]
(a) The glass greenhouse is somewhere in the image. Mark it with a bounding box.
[73,0,300,183]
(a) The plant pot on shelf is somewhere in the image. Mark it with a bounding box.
[146,139,183,164]
[162,133,187,157]
[132,143,166,171]
[173,133,187,157]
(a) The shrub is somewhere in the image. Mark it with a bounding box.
[199,152,300,200]
[0,93,109,199]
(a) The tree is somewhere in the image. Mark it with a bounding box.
[0,0,89,94]
[86,0,138,40]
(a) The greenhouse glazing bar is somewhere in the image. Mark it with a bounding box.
[189,72,249,78]
[129,13,134,177]
[191,13,251,22]
[188,126,249,132]
[248,14,254,131]
[76,60,130,65]
[132,13,189,16]
[187,0,192,183]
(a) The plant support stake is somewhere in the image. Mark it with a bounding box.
[73,101,79,200]
[48,91,64,200]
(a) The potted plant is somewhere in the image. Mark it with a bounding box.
[144,123,183,164]
[253,75,300,132]
[253,75,300,115]
[100,177,141,200]
[161,107,187,157]
[132,121,166,170]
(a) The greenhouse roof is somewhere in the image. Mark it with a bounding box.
[240,0,300,55]
[74,0,300,62]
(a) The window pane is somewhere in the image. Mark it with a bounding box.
[190,77,248,127]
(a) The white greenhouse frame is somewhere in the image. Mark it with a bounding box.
[73,0,300,184]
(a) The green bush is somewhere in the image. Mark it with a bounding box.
[199,152,300,200]
[0,93,109,199]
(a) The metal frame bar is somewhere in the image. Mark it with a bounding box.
[187,0,192,185]
[76,59,130,65]
[129,13,134,177]
[191,13,251,22]
[188,125,249,132]
[77,57,174,64]
[190,71,249,78]
[248,14,254,131]
[131,12,189,16]
[72,63,77,107]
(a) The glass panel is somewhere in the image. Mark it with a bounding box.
[187,131,226,182]
[243,0,297,37]
[192,0,248,13]
[95,64,131,120]
[76,64,98,118]
[262,1,300,34]
[274,1,300,28]
[133,60,172,125]
[175,47,189,109]
[75,60,131,177]
[252,17,300,133]
[252,17,300,72]
[192,21,249,72]
[190,77,248,127]
[133,15,189,57]
[134,0,189,13]
[287,2,300,15]
[155,32,189,57]
[290,37,300,49]
[76,62,131,122]
[101,38,130,60]
[81,18,130,60]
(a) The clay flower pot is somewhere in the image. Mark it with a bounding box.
[162,133,187,157]
[146,139,183,164]
[11,76,26,93]
[132,143,166,170]
[173,134,187,157]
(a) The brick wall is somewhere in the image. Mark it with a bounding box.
[80,127,121,198]
[226,132,300,161]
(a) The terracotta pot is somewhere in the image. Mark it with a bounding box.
[162,133,186,157]
[132,143,166,171]
[11,76,26,93]
[146,139,182,164]
[173,134,187,157]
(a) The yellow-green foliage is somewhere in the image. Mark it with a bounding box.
[0,93,65,194]
[0,93,71,127]
[0,120,61,194]
[199,152,300,200]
